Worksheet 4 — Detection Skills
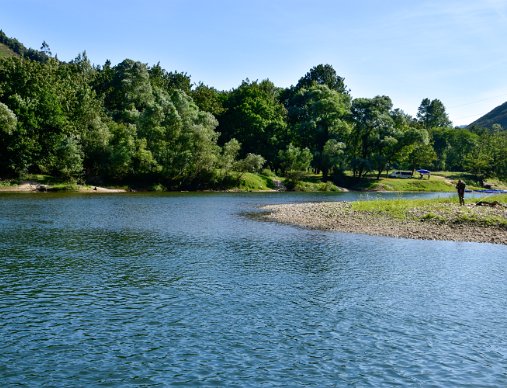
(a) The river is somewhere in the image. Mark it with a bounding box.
[0,192,506,386]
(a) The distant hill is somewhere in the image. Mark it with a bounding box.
[0,42,18,58]
[469,101,507,129]
[0,29,50,62]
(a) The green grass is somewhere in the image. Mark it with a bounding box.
[233,169,505,193]
[352,197,453,218]
[293,180,343,192]
[237,172,276,191]
[0,43,18,59]
[339,170,501,192]
[0,180,15,187]
[370,176,457,192]
[351,194,507,227]
[49,182,80,191]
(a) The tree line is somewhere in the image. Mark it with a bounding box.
[0,38,505,189]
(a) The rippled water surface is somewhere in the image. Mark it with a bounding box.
[1,192,506,386]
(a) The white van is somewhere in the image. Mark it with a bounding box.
[388,171,413,179]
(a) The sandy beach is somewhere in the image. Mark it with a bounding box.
[260,201,507,245]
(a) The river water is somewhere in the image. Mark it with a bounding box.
[0,192,506,386]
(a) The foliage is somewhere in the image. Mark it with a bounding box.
[287,84,351,178]
[349,96,394,178]
[295,64,348,95]
[417,98,452,129]
[278,144,312,174]
[235,153,266,174]
[217,79,287,165]
[0,33,505,191]
[464,130,507,182]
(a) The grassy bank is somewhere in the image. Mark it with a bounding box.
[351,194,507,228]
[0,175,127,193]
[339,171,507,192]
[1,171,505,193]
[261,194,506,244]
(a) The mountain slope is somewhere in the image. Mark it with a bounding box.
[469,101,507,129]
[0,42,18,58]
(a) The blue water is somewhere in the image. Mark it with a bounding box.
[0,192,506,386]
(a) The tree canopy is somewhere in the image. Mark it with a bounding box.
[0,32,505,189]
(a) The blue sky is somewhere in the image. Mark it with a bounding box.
[2,0,507,126]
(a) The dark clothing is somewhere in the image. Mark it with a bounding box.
[456,181,466,205]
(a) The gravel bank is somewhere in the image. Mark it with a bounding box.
[260,202,507,245]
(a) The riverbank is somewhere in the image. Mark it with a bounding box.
[260,197,507,245]
[0,182,126,193]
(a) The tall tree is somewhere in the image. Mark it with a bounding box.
[349,96,394,178]
[191,83,225,117]
[464,130,507,183]
[217,79,287,164]
[295,64,348,94]
[287,84,351,179]
[417,98,452,129]
[102,59,154,122]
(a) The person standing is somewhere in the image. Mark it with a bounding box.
[456,179,466,206]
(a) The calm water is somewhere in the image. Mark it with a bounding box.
[0,192,506,387]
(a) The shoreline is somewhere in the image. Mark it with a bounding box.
[260,201,507,245]
[0,182,126,193]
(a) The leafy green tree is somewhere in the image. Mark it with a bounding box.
[103,59,154,122]
[235,153,266,174]
[49,135,84,180]
[0,101,17,135]
[191,83,225,117]
[295,64,348,94]
[287,84,351,179]
[349,96,394,178]
[278,144,313,189]
[381,110,432,177]
[220,138,241,178]
[405,143,437,172]
[0,57,79,176]
[464,130,507,183]
[278,143,312,174]
[322,139,347,177]
[217,79,287,163]
[428,127,451,170]
[0,101,18,175]
[148,63,192,94]
[106,122,137,180]
[417,98,452,129]
[445,129,479,171]
[157,89,221,188]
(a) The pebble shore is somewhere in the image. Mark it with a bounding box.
[260,201,507,245]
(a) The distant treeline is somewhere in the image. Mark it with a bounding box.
[0,31,505,189]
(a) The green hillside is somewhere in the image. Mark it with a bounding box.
[0,42,18,58]
[469,101,507,129]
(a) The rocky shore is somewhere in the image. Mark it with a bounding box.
[260,201,507,245]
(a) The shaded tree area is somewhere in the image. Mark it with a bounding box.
[0,33,506,189]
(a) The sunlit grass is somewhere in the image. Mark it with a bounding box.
[293,180,342,192]
[237,172,274,191]
[0,43,18,58]
[351,194,507,227]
